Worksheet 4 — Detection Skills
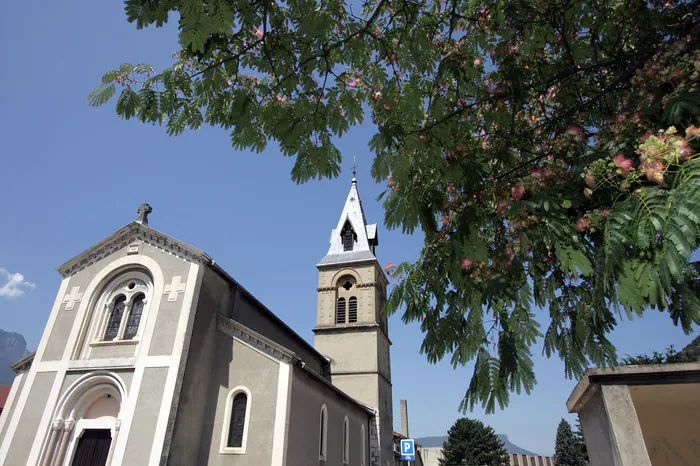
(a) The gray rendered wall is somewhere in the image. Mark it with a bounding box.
[229,286,328,376]
[4,371,56,465]
[43,241,192,363]
[122,366,169,464]
[0,372,26,442]
[168,266,229,466]
[286,367,370,466]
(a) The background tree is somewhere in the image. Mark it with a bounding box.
[439,417,507,466]
[554,419,587,466]
[573,420,588,464]
[91,0,700,413]
[620,344,699,365]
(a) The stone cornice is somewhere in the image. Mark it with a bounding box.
[216,314,299,365]
[57,222,212,278]
[356,282,376,288]
[11,351,35,375]
[317,286,338,292]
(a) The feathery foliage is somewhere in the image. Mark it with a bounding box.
[92,0,700,413]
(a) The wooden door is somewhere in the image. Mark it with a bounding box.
[70,429,112,466]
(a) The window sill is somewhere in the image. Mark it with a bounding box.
[220,447,246,455]
[89,338,140,347]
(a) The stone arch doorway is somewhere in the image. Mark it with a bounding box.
[40,372,125,466]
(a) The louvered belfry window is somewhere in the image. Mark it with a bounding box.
[341,221,355,251]
[336,298,347,324]
[124,294,144,340]
[348,297,358,322]
[104,296,126,341]
[227,393,248,448]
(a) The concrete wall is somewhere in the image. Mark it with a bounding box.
[123,367,169,464]
[286,367,369,466]
[3,371,56,465]
[170,266,283,466]
[629,383,700,466]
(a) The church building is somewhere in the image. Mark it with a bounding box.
[0,177,399,466]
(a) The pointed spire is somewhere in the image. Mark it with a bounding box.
[352,155,358,185]
[318,167,379,266]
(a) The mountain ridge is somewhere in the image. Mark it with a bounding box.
[414,435,538,456]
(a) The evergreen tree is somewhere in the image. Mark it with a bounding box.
[91,0,700,413]
[574,420,588,464]
[439,418,507,466]
[554,419,586,466]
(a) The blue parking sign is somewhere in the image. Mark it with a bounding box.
[400,439,415,461]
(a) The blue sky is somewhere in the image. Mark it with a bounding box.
[0,1,695,456]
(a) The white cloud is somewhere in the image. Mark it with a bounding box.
[0,268,36,298]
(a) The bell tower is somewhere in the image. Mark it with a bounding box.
[314,174,393,466]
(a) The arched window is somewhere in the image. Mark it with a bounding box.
[319,404,328,460]
[124,294,144,340]
[221,387,251,454]
[335,275,358,325]
[348,297,358,323]
[361,424,366,465]
[103,296,125,341]
[228,393,247,447]
[336,298,346,324]
[343,416,349,464]
[87,272,152,348]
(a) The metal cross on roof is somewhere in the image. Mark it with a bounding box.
[352,155,358,184]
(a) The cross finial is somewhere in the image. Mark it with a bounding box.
[352,155,358,184]
[136,203,152,225]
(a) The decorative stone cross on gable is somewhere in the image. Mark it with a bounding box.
[63,286,83,311]
[136,203,152,225]
[164,276,186,302]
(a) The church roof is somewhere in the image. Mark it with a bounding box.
[317,178,379,267]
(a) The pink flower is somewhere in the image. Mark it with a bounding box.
[584,172,596,188]
[679,141,694,160]
[474,57,482,66]
[461,258,473,269]
[576,217,591,232]
[383,103,392,111]
[530,168,551,179]
[641,159,665,184]
[275,94,285,102]
[512,183,525,201]
[496,200,509,215]
[441,214,450,227]
[348,77,360,88]
[255,28,264,39]
[613,154,633,174]
[567,126,585,142]
[686,125,700,139]
[601,208,610,217]
[387,174,393,188]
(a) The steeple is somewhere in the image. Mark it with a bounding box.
[317,175,378,267]
[313,171,393,466]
